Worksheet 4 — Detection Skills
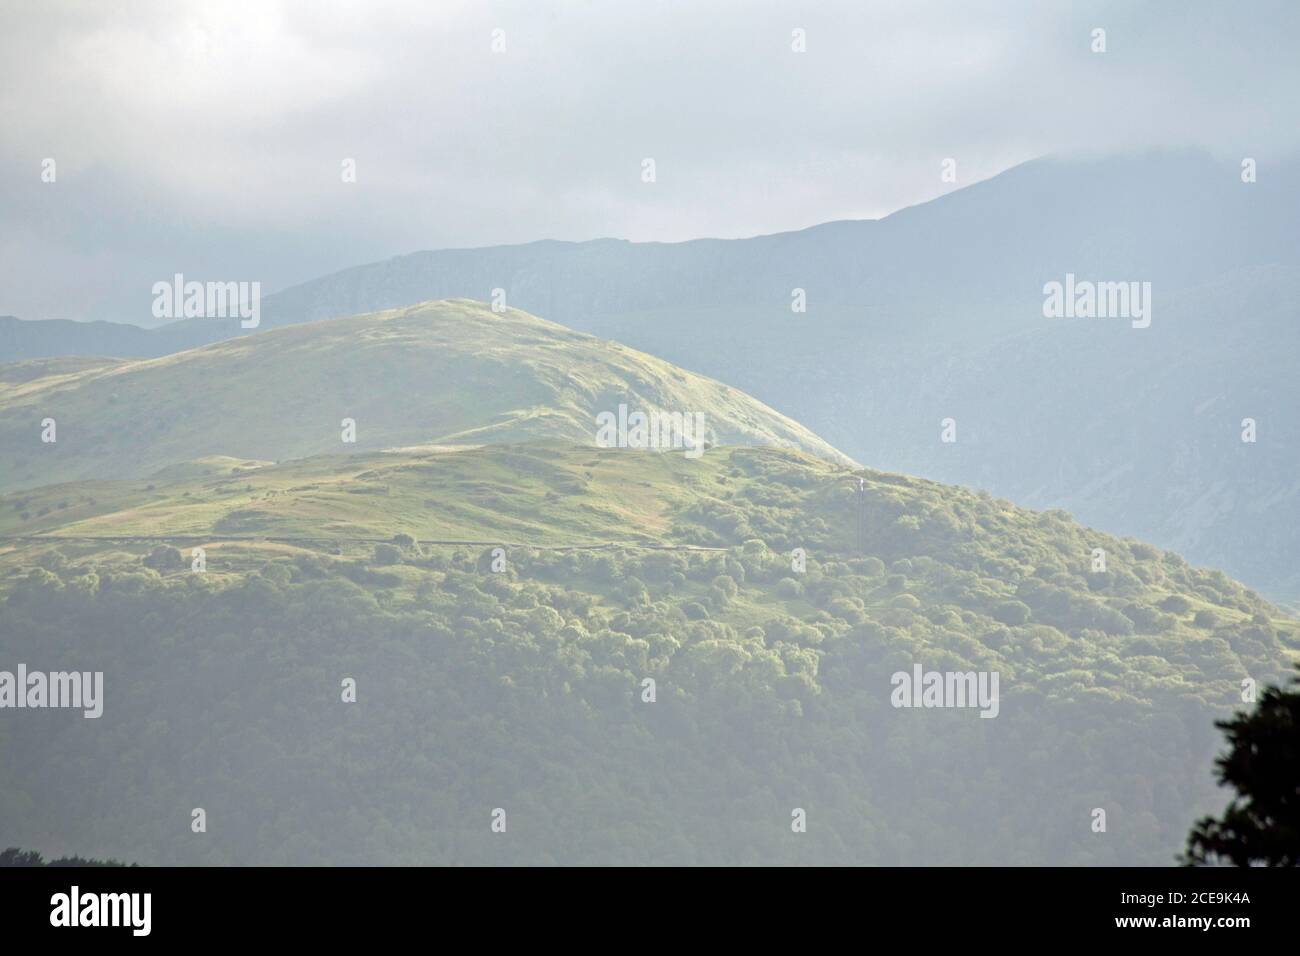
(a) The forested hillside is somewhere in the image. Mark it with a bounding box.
[2,443,1293,864]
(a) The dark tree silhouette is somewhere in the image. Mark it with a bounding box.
[1183,667,1300,866]
[0,847,135,867]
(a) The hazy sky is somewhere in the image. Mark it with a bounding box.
[2,0,1298,323]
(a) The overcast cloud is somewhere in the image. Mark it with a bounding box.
[2,0,1298,324]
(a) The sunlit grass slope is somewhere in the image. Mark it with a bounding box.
[0,298,853,492]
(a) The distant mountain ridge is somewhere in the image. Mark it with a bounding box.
[14,151,1298,357]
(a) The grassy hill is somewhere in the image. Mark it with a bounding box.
[2,440,1295,864]
[0,298,852,492]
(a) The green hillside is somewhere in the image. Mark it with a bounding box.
[2,441,1295,864]
[0,299,852,493]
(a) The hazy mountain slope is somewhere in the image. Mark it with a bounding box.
[1,441,1295,864]
[0,299,852,491]
[590,265,1300,601]
[0,314,230,362]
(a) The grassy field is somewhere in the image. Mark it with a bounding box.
[4,440,1295,651]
